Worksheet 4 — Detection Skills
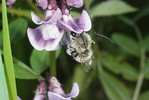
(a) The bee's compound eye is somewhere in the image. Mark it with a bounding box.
[71,32,76,36]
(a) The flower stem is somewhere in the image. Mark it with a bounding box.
[2,0,18,99]
[132,48,146,100]
[49,51,56,76]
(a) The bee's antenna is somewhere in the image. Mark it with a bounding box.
[91,31,114,43]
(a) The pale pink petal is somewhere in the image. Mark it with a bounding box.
[7,0,16,5]
[41,24,60,40]
[48,92,71,100]
[78,10,92,32]
[66,83,79,98]
[27,28,45,51]
[31,12,44,25]
[45,8,62,24]
[45,31,64,51]
[36,0,48,10]
[66,0,83,8]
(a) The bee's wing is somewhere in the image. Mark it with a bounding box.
[81,59,96,72]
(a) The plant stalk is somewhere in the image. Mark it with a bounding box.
[49,51,56,76]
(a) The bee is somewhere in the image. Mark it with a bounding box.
[62,32,95,72]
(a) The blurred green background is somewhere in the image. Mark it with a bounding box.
[1,0,149,100]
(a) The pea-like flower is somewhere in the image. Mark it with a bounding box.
[60,10,92,34]
[34,76,79,100]
[7,0,16,5]
[27,24,64,51]
[66,0,83,8]
[48,76,79,100]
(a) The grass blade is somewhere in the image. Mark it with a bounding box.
[2,0,18,99]
[0,54,9,100]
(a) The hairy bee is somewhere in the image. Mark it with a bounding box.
[62,32,95,72]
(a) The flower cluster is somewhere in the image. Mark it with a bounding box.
[34,76,79,100]
[27,0,92,51]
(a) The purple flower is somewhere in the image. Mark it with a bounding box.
[34,77,79,100]
[66,0,83,8]
[60,10,92,34]
[31,8,62,25]
[48,76,79,100]
[27,24,64,51]
[34,81,47,100]
[7,0,16,5]
[36,0,57,10]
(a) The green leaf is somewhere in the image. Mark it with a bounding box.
[30,49,61,74]
[30,50,49,74]
[73,65,86,91]
[102,56,138,81]
[112,33,140,56]
[91,0,137,17]
[138,91,149,100]
[143,35,149,51]
[99,71,131,100]
[9,18,28,42]
[14,58,39,79]
[2,0,18,99]
[142,61,149,79]
[0,54,9,100]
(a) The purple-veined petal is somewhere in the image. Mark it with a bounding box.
[60,15,83,34]
[77,10,92,32]
[27,28,45,51]
[45,8,62,24]
[48,92,71,100]
[45,31,64,51]
[60,10,92,33]
[36,0,48,10]
[27,24,63,51]
[66,0,83,8]
[66,82,79,98]
[31,8,62,25]
[7,0,16,5]
[41,24,60,40]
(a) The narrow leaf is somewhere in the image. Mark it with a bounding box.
[112,33,140,56]
[2,0,18,99]
[91,0,137,17]
[0,54,9,100]
[102,56,138,81]
[99,71,131,100]
[14,58,40,80]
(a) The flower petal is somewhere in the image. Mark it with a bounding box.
[48,92,71,100]
[66,0,83,8]
[31,8,62,25]
[31,12,44,25]
[45,31,64,51]
[41,24,60,40]
[66,82,79,98]
[36,0,48,10]
[60,15,83,34]
[78,10,92,32]
[34,95,45,100]
[7,0,16,5]
[45,8,62,24]
[27,28,45,51]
